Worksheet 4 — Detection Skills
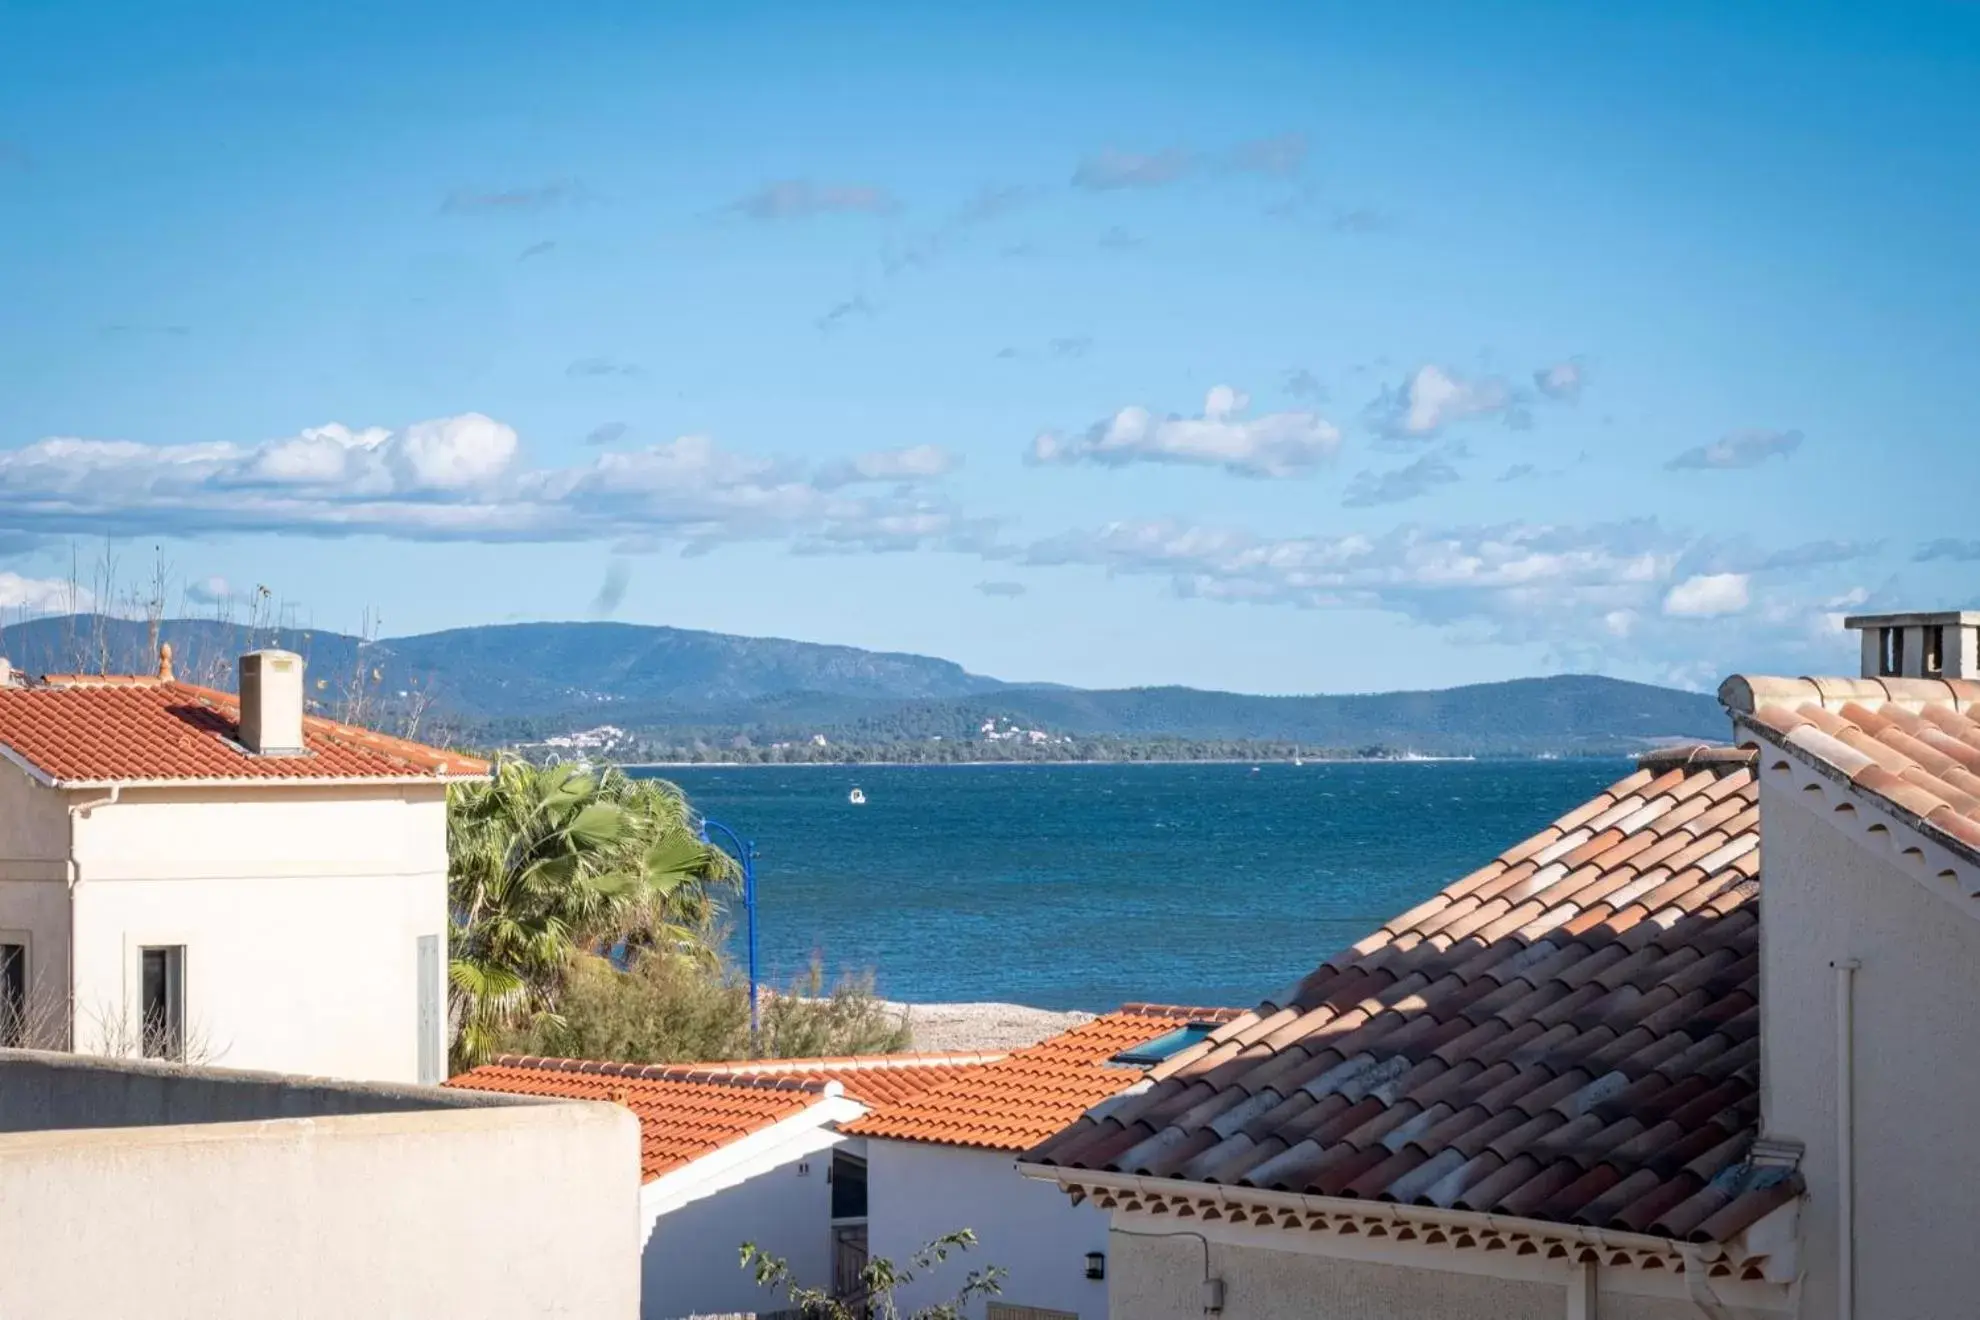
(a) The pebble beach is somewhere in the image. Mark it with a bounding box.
[896,1001,1094,1053]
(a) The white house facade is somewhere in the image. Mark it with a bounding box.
[0,648,486,1083]
[1021,608,1980,1320]
[453,1050,995,1319]
[864,1137,1110,1320]
[846,1004,1246,1320]
[1721,608,1980,1320]
[456,1008,1242,1320]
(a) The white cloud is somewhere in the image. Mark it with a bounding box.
[1343,451,1463,507]
[1369,365,1514,438]
[391,414,520,491]
[8,414,521,511]
[1816,586,1871,637]
[1226,133,1308,177]
[1026,518,1677,633]
[1029,387,1342,478]
[0,415,983,556]
[1666,429,1803,470]
[184,575,231,606]
[1533,359,1585,401]
[812,445,961,490]
[1015,514,1884,673]
[728,180,900,219]
[1071,134,1308,190]
[243,424,387,485]
[1917,539,1980,562]
[1072,148,1194,190]
[1663,572,1751,617]
[0,571,79,614]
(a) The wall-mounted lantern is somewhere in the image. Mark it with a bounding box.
[1084,1252,1106,1280]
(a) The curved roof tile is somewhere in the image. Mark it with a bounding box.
[1025,747,1793,1245]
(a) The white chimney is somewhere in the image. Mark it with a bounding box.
[238,650,306,755]
[1844,610,1980,681]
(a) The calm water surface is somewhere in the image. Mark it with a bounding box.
[636,760,1625,1012]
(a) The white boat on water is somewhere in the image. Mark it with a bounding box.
[848,787,867,805]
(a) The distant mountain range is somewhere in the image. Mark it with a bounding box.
[0,615,1729,757]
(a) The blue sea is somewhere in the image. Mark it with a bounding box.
[636,760,1626,1013]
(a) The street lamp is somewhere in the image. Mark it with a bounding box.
[697,816,760,1049]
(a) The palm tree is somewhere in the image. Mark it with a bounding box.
[446,757,737,1069]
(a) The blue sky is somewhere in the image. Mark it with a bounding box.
[1,1,1975,693]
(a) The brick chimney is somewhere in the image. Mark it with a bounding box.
[1844,610,1980,680]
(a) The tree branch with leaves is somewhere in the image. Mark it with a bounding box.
[740,1229,1003,1320]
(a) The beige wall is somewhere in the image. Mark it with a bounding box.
[1115,1231,1557,1320]
[1758,766,1980,1320]
[68,783,448,1081]
[1109,1230,1769,1320]
[0,1098,640,1319]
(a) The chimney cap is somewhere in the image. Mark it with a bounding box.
[1843,610,1980,630]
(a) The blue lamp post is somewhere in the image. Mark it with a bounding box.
[697,817,760,1049]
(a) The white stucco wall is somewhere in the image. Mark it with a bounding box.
[641,1145,834,1320]
[0,1099,641,1319]
[1756,764,1980,1320]
[868,1140,1108,1320]
[0,764,74,1044]
[67,783,449,1081]
[1108,1229,1765,1320]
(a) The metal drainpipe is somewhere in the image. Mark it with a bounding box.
[1835,957,1861,1320]
[64,786,119,1051]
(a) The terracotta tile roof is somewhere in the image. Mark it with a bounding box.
[450,1058,832,1181]
[679,1051,1006,1107]
[0,676,489,785]
[1026,749,1799,1245]
[846,1005,1247,1152]
[449,1052,998,1181]
[1721,673,1980,863]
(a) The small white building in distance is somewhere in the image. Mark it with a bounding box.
[0,646,488,1084]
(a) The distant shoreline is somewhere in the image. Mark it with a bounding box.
[618,753,1624,770]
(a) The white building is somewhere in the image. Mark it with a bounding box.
[1019,608,1980,1320]
[453,1050,996,1319]
[846,1004,1243,1320]
[0,646,487,1083]
[455,1006,1241,1320]
[1718,609,1980,1320]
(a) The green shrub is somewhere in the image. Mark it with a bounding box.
[758,959,911,1059]
[496,952,910,1064]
